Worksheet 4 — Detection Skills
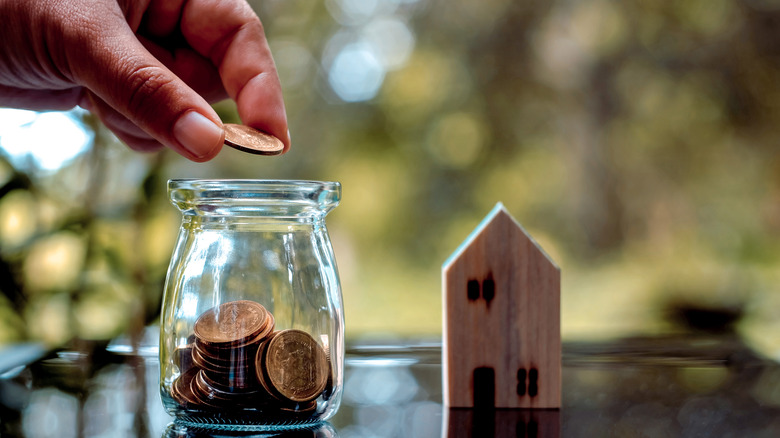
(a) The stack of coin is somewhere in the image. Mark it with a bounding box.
[189,300,275,407]
[170,300,330,416]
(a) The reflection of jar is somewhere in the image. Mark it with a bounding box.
[162,421,339,437]
[159,180,343,430]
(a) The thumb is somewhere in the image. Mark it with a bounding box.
[69,13,224,161]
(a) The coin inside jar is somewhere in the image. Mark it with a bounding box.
[276,400,318,418]
[170,367,202,408]
[172,301,330,417]
[192,346,252,375]
[194,300,270,347]
[256,329,329,403]
[223,124,285,156]
[194,343,262,375]
[195,312,274,360]
[173,344,194,371]
[191,369,263,406]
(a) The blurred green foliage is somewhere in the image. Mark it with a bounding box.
[2,0,780,355]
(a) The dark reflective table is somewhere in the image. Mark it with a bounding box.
[2,333,780,437]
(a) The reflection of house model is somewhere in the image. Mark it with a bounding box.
[443,203,560,408]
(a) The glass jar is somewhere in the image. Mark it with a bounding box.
[159,179,343,431]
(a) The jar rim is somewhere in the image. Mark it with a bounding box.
[169,179,340,192]
[168,179,341,217]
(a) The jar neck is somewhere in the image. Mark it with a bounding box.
[178,204,331,220]
[181,215,327,232]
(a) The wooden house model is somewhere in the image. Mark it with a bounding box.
[442,203,560,408]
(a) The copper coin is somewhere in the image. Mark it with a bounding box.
[196,372,276,411]
[256,329,328,403]
[195,353,257,390]
[223,124,284,156]
[193,340,258,364]
[201,367,256,390]
[200,366,261,393]
[279,400,317,414]
[321,336,334,399]
[193,370,232,402]
[170,367,202,408]
[195,370,260,399]
[173,344,194,372]
[188,371,223,409]
[195,320,272,359]
[205,373,256,391]
[194,300,269,347]
[196,337,262,361]
[274,400,318,420]
[192,345,253,374]
[255,336,278,400]
[322,358,334,400]
[193,369,263,407]
[195,342,258,363]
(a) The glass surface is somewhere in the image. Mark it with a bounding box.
[3,335,780,437]
[159,180,344,430]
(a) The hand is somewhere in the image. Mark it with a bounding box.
[0,0,290,162]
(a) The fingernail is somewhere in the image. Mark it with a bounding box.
[173,111,223,160]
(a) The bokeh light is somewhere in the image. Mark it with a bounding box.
[0,190,37,248]
[328,42,386,102]
[426,111,489,169]
[0,109,92,172]
[361,18,415,70]
[23,232,85,293]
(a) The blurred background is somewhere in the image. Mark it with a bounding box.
[1,0,780,356]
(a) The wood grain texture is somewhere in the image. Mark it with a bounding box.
[443,204,560,408]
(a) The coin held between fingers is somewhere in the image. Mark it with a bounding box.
[223,124,285,155]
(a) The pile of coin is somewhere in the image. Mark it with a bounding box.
[170,300,329,416]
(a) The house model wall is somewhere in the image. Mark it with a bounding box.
[443,203,561,408]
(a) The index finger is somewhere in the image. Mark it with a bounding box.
[152,0,290,151]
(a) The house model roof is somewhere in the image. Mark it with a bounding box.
[443,202,559,271]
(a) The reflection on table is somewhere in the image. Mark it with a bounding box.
[2,334,780,437]
[162,422,338,438]
[445,409,559,438]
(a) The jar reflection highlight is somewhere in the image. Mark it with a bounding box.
[159,180,344,430]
